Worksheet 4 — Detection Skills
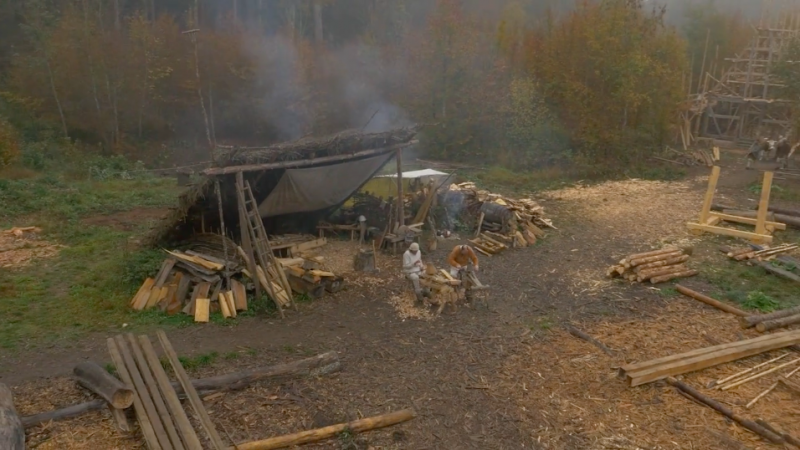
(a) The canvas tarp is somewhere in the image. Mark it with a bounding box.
[258,153,394,217]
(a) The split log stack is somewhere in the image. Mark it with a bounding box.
[419,268,465,315]
[280,258,345,300]
[446,182,554,247]
[131,235,340,322]
[608,246,697,284]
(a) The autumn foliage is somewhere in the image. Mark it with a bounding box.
[0,0,748,169]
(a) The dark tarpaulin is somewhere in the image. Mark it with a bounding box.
[258,153,394,217]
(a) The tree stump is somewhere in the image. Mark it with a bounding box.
[0,383,24,450]
[354,249,376,272]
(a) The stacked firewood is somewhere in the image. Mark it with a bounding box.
[130,235,342,322]
[419,264,465,315]
[608,246,697,284]
[446,182,553,245]
[129,249,248,322]
[726,243,798,262]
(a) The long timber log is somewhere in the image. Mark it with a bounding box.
[676,285,749,317]
[22,351,341,428]
[230,409,416,450]
[667,378,785,445]
[741,305,800,329]
[756,314,800,333]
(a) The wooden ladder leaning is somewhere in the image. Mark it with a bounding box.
[235,176,295,317]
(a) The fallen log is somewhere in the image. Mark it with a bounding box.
[73,361,134,409]
[22,351,341,428]
[676,285,748,317]
[757,261,800,285]
[0,383,24,450]
[666,377,785,444]
[564,324,616,356]
[756,313,800,333]
[724,209,800,229]
[230,409,416,450]
[750,205,800,217]
[650,269,698,284]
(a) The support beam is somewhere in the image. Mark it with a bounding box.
[396,147,404,228]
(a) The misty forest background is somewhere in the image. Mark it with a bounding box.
[0,0,788,175]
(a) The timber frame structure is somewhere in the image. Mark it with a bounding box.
[683,8,800,147]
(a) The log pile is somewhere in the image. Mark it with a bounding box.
[419,265,465,315]
[445,182,553,245]
[607,246,697,284]
[740,305,800,333]
[281,258,345,300]
[619,329,800,386]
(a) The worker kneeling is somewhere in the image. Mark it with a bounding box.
[448,244,479,278]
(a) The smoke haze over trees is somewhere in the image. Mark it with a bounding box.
[0,0,783,170]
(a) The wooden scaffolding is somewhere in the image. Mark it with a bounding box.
[686,5,800,147]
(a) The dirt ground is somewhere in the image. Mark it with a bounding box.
[6,150,800,449]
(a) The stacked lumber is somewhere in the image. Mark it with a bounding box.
[446,182,553,246]
[107,331,223,449]
[619,329,800,386]
[726,243,798,262]
[608,246,697,284]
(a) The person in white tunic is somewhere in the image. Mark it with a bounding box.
[402,242,424,299]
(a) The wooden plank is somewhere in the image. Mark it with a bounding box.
[126,334,185,450]
[712,212,786,230]
[131,278,156,307]
[231,279,247,311]
[686,222,773,243]
[622,331,797,374]
[755,171,774,236]
[218,292,232,318]
[294,238,327,253]
[138,335,203,450]
[112,335,173,449]
[194,298,210,323]
[156,330,226,450]
[699,166,721,223]
[627,332,800,386]
[154,259,177,288]
[107,338,161,450]
[225,291,237,318]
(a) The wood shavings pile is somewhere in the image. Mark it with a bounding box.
[387,292,434,321]
[496,300,800,450]
[0,226,62,269]
[542,178,704,243]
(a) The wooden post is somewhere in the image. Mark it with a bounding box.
[755,171,774,236]
[700,166,721,224]
[0,383,24,450]
[215,179,231,289]
[396,147,404,228]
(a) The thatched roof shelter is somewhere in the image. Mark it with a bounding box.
[144,126,418,247]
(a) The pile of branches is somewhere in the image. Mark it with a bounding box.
[444,182,554,232]
[213,126,418,167]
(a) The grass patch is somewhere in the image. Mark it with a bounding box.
[701,257,800,312]
[179,351,219,371]
[741,291,780,313]
[0,166,185,350]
